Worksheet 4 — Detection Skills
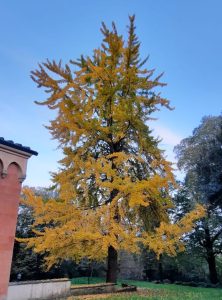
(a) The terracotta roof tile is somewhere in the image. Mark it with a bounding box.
[0,137,38,156]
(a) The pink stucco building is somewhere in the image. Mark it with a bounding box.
[0,138,37,300]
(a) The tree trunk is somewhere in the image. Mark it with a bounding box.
[158,254,163,282]
[204,225,218,284]
[106,185,119,283]
[106,245,118,283]
[207,251,218,284]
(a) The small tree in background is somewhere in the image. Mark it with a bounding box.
[21,16,204,283]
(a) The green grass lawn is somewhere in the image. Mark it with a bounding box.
[70,277,222,300]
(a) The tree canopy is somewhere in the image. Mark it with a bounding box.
[21,16,204,282]
[175,115,222,207]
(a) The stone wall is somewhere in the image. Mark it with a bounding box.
[70,283,116,296]
[7,279,70,300]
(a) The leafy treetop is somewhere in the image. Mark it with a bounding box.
[21,16,205,268]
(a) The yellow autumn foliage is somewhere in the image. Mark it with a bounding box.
[21,16,206,270]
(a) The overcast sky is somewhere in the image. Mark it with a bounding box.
[1,0,222,187]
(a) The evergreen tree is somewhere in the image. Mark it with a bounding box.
[21,16,204,283]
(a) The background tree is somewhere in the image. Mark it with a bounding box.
[21,16,204,283]
[10,203,39,281]
[174,115,222,283]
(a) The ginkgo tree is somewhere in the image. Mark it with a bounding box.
[21,16,205,283]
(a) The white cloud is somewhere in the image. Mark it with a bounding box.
[149,123,185,180]
[151,123,183,147]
